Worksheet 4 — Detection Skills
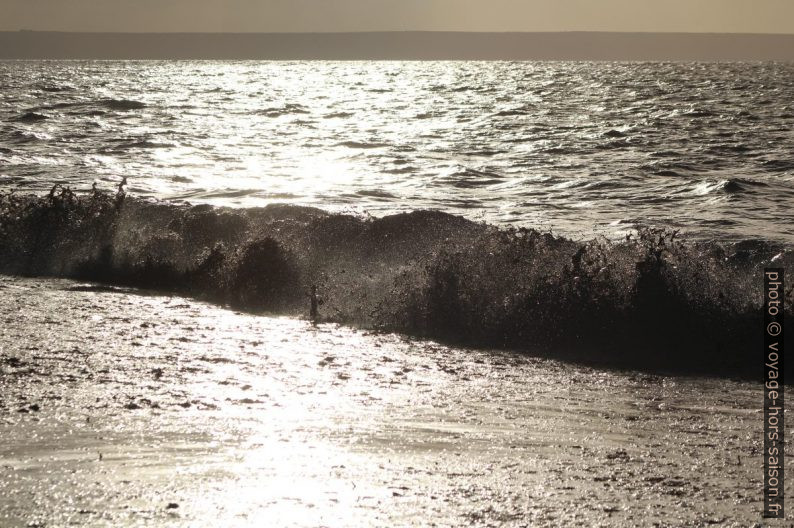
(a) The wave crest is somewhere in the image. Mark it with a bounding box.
[0,189,789,376]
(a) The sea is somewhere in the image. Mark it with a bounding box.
[1,60,793,525]
[1,60,793,244]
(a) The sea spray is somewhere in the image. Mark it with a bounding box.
[0,188,790,376]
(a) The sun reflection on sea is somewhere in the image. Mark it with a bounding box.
[162,309,411,526]
[0,276,773,525]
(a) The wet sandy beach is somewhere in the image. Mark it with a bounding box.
[0,275,786,526]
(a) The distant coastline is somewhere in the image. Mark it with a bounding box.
[1,31,794,60]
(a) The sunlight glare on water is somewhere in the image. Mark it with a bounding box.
[0,276,783,526]
[2,61,794,242]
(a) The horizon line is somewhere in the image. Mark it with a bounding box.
[6,29,794,36]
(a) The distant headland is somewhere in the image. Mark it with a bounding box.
[1,31,793,60]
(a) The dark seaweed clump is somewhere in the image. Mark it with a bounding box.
[0,188,790,378]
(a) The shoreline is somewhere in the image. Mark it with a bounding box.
[0,274,783,525]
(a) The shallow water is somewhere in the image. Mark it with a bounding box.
[0,276,782,526]
[2,61,794,243]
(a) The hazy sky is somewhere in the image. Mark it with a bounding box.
[3,0,794,33]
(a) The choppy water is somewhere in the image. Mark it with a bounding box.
[1,61,792,526]
[1,61,793,244]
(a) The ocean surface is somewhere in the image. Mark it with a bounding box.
[1,60,793,244]
[0,60,791,371]
[1,61,793,526]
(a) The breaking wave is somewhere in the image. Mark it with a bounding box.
[0,188,790,377]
